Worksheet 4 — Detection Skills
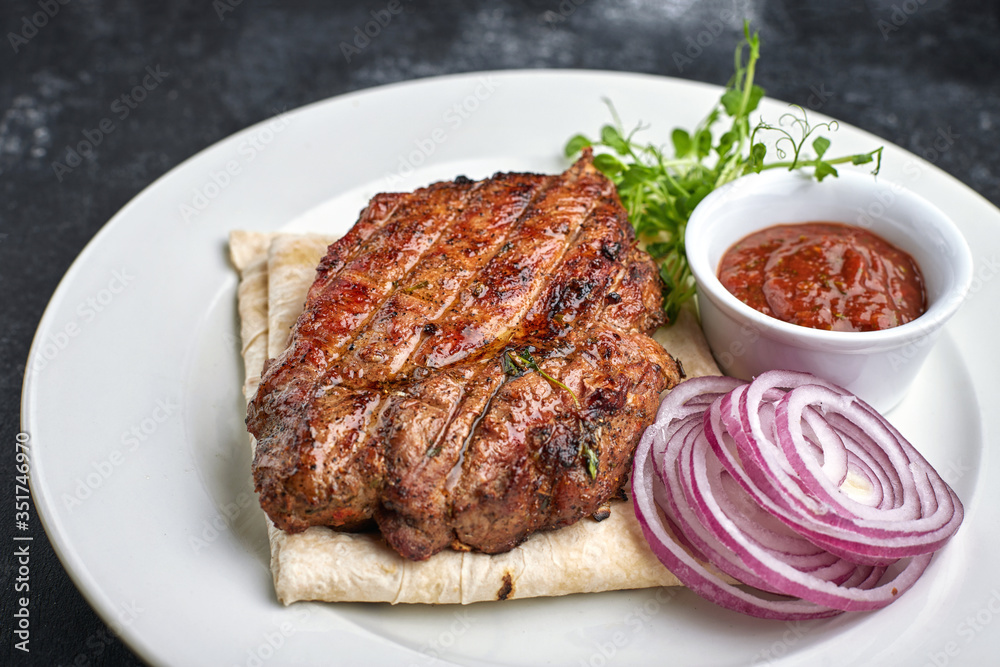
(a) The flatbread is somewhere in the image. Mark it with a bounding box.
[229,230,721,605]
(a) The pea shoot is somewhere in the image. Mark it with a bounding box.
[565,21,883,323]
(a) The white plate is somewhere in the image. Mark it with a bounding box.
[22,71,1000,667]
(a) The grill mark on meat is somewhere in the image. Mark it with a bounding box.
[442,245,676,554]
[345,173,552,383]
[377,183,626,557]
[294,194,409,355]
[314,192,404,280]
[474,328,670,552]
[249,182,474,530]
[444,364,507,494]
[251,194,404,413]
[377,359,507,559]
[448,336,646,553]
[448,344,594,551]
[247,193,409,532]
[255,183,480,524]
[315,181,477,360]
[602,249,666,333]
[521,199,629,336]
[399,174,561,365]
[415,158,610,369]
[374,370,467,549]
[303,387,383,523]
[249,152,682,557]
[434,196,658,551]
[346,176,563,557]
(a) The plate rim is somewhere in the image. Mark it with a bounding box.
[20,67,999,667]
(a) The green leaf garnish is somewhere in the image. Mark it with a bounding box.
[749,142,767,172]
[646,242,672,260]
[564,134,592,158]
[562,20,884,323]
[813,161,838,181]
[671,128,692,158]
[600,125,629,154]
[403,280,430,294]
[506,350,580,408]
[592,153,625,177]
[501,351,521,377]
[812,136,831,159]
[720,88,743,117]
[581,443,598,479]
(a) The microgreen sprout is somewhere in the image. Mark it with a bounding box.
[565,21,883,323]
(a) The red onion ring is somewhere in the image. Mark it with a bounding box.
[632,371,963,618]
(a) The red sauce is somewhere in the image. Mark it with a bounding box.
[718,222,926,332]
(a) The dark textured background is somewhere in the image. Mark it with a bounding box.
[2,1,998,665]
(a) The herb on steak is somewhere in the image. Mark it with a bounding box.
[564,21,883,323]
[505,350,580,408]
[505,349,598,478]
[579,438,599,480]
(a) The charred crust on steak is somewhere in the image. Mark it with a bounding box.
[247,151,682,561]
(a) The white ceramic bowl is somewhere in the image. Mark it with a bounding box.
[685,169,973,413]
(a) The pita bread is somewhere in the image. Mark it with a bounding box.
[230,230,722,605]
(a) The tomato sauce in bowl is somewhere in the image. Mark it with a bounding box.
[718,222,926,332]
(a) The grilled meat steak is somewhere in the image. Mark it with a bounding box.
[247,151,682,561]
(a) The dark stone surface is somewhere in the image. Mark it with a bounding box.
[1,1,997,665]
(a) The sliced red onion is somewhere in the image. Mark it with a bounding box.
[632,370,964,619]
